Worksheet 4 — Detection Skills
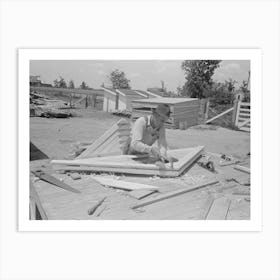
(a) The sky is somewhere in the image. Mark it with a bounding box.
[30,60,250,92]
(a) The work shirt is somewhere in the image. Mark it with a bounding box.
[130,116,168,155]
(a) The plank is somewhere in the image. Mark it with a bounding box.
[240,102,250,107]
[76,123,119,158]
[205,107,233,124]
[234,165,250,174]
[52,164,179,177]
[51,147,204,178]
[239,126,250,132]
[232,191,250,196]
[128,189,157,200]
[30,181,48,220]
[74,96,87,106]
[238,119,250,128]
[29,197,36,220]
[198,195,215,220]
[206,197,231,220]
[91,133,119,155]
[93,177,159,191]
[131,180,219,209]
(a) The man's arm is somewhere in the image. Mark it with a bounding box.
[130,118,152,154]
[157,126,168,156]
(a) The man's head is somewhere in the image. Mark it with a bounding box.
[151,104,171,128]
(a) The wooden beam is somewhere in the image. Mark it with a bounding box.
[52,146,204,177]
[93,177,159,191]
[131,180,219,209]
[234,165,250,174]
[238,119,250,128]
[205,107,234,124]
[206,197,231,220]
[30,181,48,220]
[128,189,157,200]
[198,195,215,219]
[74,96,87,106]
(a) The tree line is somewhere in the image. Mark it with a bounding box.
[52,63,250,103]
[178,60,250,103]
[52,69,131,91]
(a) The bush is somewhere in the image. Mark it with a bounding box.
[209,83,234,105]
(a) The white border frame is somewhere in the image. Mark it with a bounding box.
[19,49,262,231]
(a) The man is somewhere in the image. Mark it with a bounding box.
[123,104,171,160]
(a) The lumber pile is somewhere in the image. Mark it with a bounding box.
[30,91,73,118]
[111,109,132,118]
[131,97,200,129]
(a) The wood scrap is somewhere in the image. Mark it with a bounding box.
[131,180,219,209]
[93,177,159,191]
[206,197,231,220]
[234,165,250,174]
[128,189,157,200]
[198,195,215,219]
[69,173,81,180]
[87,197,107,215]
[232,191,250,196]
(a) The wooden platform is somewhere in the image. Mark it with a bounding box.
[30,153,250,220]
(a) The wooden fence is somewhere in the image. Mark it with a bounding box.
[202,99,250,132]
[30,86,104,109]
[232,100,250,132]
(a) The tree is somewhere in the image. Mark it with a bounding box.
[210,82,234,105]
[239,80,250,102]
[53,76,67,88]
[224,78,237,93]
[109,69,131,89]
[68,80,75,89]
[80,81,89,89]
[181,60,221,98]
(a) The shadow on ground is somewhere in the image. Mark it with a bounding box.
[30,142,49,161]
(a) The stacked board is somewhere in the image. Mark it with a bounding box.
[76,118,131,159]
[131,97,199,129]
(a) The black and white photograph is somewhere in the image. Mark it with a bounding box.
[1,1,280,280]
[27,53,253,222]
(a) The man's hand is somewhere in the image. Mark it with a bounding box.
[150,146,161,158]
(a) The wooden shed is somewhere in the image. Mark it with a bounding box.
[102,87,161,112]
[131,97,200,129]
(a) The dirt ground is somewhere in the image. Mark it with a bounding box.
[30,109,250,220]
[30,109,250,160]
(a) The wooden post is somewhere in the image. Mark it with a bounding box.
[85,95,88,108]
[204,98,210,122]
[235,101,241,126]
[93,94,97,108]
[70,93,73,107]
[232,99,239,126]
[115,92,119,110]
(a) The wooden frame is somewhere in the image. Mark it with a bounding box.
[76,118,131,159]
[51,146,204,177]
